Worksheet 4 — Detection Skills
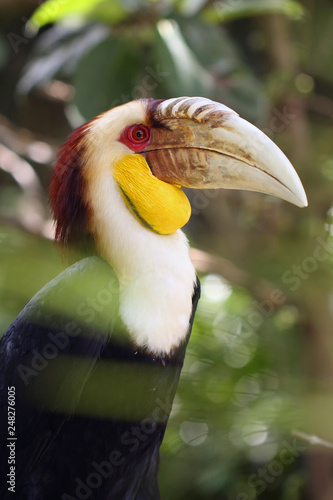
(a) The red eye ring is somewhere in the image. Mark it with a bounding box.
[128,125,149,143]
[120,124,151,152]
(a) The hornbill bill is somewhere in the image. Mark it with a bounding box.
[0,97,307,500]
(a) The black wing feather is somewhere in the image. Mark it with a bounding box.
[0,257,118,497]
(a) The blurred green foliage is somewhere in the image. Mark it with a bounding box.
[203,0,304,23]
[1,0,333,499]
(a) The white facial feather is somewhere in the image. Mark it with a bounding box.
[83,100,197,355]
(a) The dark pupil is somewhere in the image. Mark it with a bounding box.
[135,130,144,139]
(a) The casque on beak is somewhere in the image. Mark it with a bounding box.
[142,97,308,208]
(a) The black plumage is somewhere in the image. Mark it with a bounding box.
[0,257,200,499]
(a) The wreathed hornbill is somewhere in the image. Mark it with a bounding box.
[0,97,307,500]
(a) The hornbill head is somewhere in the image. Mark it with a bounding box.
[48,96,308,354]
[50,96,307,249]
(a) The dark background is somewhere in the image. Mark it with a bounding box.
[1,1,333,499]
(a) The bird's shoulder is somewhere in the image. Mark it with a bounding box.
[1,256,119,351]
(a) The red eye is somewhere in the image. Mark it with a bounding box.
[120,124,151,152]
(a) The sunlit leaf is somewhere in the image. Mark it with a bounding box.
[153,18,268,122]
[29,0,128,32]
[179,19,268,122]
[203,0,304,24]
[153,19,216,97]
[177,0,208,16]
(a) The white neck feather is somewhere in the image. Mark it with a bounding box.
[83,112,196,354]
[90,185,196,354]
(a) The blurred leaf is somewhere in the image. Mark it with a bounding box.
[180,19,269,122]
[153,19,268,122]
[29,0,128,31]
[153,19,214,97]
[72,37,142,120]
[179,18,237,72]
[203,0,304,24]
[177,0,208,16]
[17,23,109,94]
